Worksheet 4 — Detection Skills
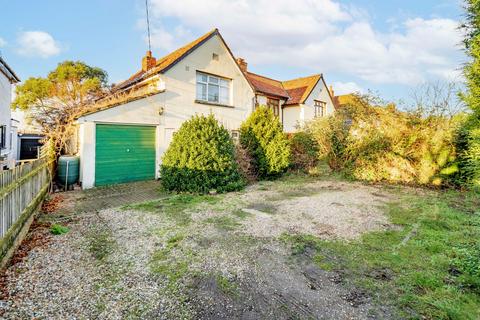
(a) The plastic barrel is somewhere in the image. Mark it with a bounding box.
[57,155,80,186]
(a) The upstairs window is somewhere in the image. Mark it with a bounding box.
[196,72,230,105]
[314,100,326,117]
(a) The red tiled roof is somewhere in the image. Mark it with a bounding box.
[282,74,322,105]
[245,72,290,99]
[285,86,308,105]
[245,71,323,105]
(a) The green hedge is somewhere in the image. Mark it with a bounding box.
[289,131,319,171]
[160,114,244,193]
[239,106,290,178]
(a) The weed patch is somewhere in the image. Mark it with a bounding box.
[232,209,252,219]
[205,216,240,231]
[50,224,69,235]
[124,194,222,226]
[85,226,117,261]
[216,275,239,298]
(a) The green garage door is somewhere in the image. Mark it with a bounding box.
[95,124,156,186]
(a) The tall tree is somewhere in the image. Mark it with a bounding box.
[12,61,108,156]
[459,0,480,188]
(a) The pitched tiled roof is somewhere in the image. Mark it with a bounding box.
[113,29,219,92]
[245,72,290,99]
[111,28,326,109]
[245,71,323,105]
[282,74,322,105]
[285,86,308,105]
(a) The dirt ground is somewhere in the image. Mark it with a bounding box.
[0,176,400,319]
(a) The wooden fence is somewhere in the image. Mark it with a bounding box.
[0,144,53,266]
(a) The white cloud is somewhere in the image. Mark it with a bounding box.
[0,37,6,47]
[17,31,61,58]
[332,82,364,95]
[145,0,464,86]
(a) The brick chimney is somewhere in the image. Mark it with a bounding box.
[329,85,335,97]
[236,58,247,72]
[142,50,157,72]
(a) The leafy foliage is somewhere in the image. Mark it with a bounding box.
[309,94,460,185]
[239,106,290,178]
[12,61,108,156]
[458,0,480,189]
[288,131,319,171]
[160,114,244,193]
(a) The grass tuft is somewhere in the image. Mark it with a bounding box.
[205,216,240,231]
[50,224,69,235]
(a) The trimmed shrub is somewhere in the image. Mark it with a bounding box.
[309,94,460,186]
[289,131,319,171]
[239,106,290,178]
[160,114,244,193]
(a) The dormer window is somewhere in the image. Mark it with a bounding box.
[196,72,230,105]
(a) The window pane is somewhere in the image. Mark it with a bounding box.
[219,86,229,104]
[197,73,207,82]
[219,79,229,87]
[208,84,219,102]
[196,83,207,100]
[208,76,219,84]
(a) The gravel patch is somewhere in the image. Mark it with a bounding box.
[237,180,394,239]
[0,177,398,319]
[0,208,171,319]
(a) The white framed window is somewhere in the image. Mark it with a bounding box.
[196,72,230,105]
[314,100,326,117]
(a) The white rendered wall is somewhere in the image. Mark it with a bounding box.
[77,34,255,188]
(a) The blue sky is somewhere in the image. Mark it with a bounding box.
[0,0,466,103]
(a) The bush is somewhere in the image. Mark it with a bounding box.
[457,1,480,190]
[239,106,290,178]
[454,115,480,189]
[309,94,460,186]
[160,114,244,193]
[289,131,319,171]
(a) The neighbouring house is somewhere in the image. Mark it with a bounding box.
[11,109,45,160]
[241,61,335,132]
[0,57,20,169]
[76,28,335,188]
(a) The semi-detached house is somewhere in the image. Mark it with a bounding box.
[76,29,335,188]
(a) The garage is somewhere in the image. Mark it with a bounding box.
[95,124,156,186]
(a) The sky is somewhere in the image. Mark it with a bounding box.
[0,0,467,104]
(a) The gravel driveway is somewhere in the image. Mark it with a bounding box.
[0,176,397,319]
